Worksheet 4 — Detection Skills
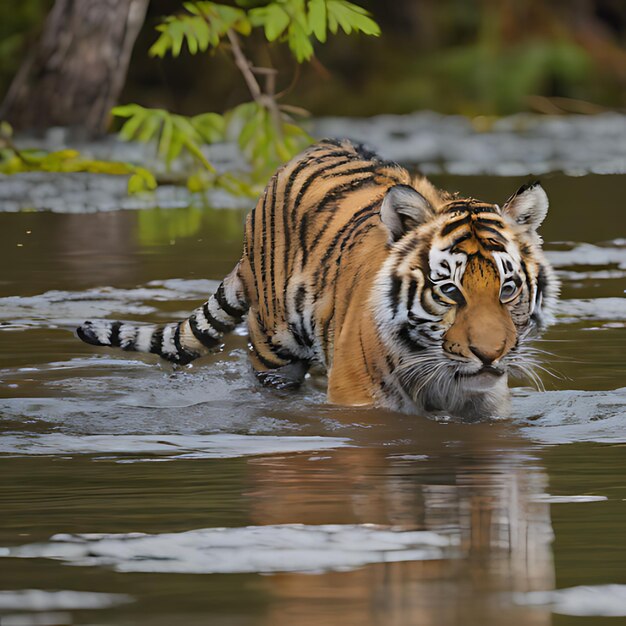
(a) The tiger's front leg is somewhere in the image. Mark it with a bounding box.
[247,310,309,390]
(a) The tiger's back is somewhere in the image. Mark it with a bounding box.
[239,139,414,392]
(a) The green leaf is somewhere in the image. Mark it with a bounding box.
[326,1,380,36]
[116,109,147,141]
[111,103,141,118]
[137,111,163,143]
[189,16,211,51]
[307,0,327,42]
[149,29,171,58]
[287,20,314,62]
[158,115,174,162]
[128,173,146,194]
[191,112,225,143]
[128,167,157,194]
[183,1,201,16]
[168,18,186,56]
[249,4,290,42]
[167,133,184,164]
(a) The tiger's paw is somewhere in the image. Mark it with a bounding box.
[255,361,308,391]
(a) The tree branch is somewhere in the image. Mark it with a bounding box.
[226,29,283,140]
[226,29,263,103]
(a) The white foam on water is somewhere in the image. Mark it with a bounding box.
[0,433,349,460]
[557,269,626,281]
[0,589,131,611]
[557,297,626,322]
[513,387,626,444]
[0,280,218,330]
[1,524,458,574]
[546,243,626,270]
[513,585,626,617]
[530,494,607,503]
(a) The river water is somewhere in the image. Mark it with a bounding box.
[1,158,625,624]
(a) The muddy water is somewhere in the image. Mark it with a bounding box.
[0,173,625,626]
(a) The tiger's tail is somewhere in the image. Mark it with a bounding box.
[76,267,248,365]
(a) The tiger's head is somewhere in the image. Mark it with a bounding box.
[372,180,559,418]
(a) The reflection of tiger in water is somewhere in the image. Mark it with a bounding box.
[78,139,558,417]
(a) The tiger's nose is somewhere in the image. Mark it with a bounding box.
[469,345,503,366]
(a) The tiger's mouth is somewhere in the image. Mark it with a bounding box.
[455,364,506,379]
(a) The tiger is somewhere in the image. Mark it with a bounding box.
[77,139,558,418]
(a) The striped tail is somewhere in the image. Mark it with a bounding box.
[76,269,248,365]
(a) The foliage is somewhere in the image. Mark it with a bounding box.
[112,104,223,171]
[0,121,157,193]
[149,1,379,62]
[149,2,251,57]
[113,0,379,195]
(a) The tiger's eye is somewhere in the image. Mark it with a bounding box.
[500,281,519,302]
[437,282,465,305]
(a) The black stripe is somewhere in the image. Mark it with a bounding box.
[215,284,246,319]
[202,302,233,334]
[341,222,377,260]
[294,284,314,347]
[481,240,506,252]
[189,316,220,349]
[317,199,380,283]
[359,331,374,381]
[389,275,402,317]
[288,322,305,347]
[320,216,376,285]
[173,323,197,364]
[268,175,279,316]
[121,326,137,351]
[260,185,269,317]
[397,325,427,352]
[298,213,308,267]
[469,204,498,214]
[475,224,508,241]
[280,150,358,304]
[281,155,320,300]
[108,321,122,347]
[305,174,377,259]
[443,201,470,213]
[441,215,471,237]
[447,232,472,251]
[320,164,376,180]
[289,156,355,217]
[149,328,164,355]
[321,311,334,364]
[473,217,504,228]
[252,344,284,369]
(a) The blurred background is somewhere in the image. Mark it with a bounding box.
[1,0,625,132]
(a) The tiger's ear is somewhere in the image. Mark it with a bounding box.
[502,181,549,231]
[380,184,434,242]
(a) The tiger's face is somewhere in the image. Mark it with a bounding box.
[373,182,558,418]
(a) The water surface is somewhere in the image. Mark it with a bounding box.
[1,172,625,626]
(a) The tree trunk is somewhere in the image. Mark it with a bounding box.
[0,0,149,137]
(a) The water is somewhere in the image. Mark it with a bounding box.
[1,171,625,626]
